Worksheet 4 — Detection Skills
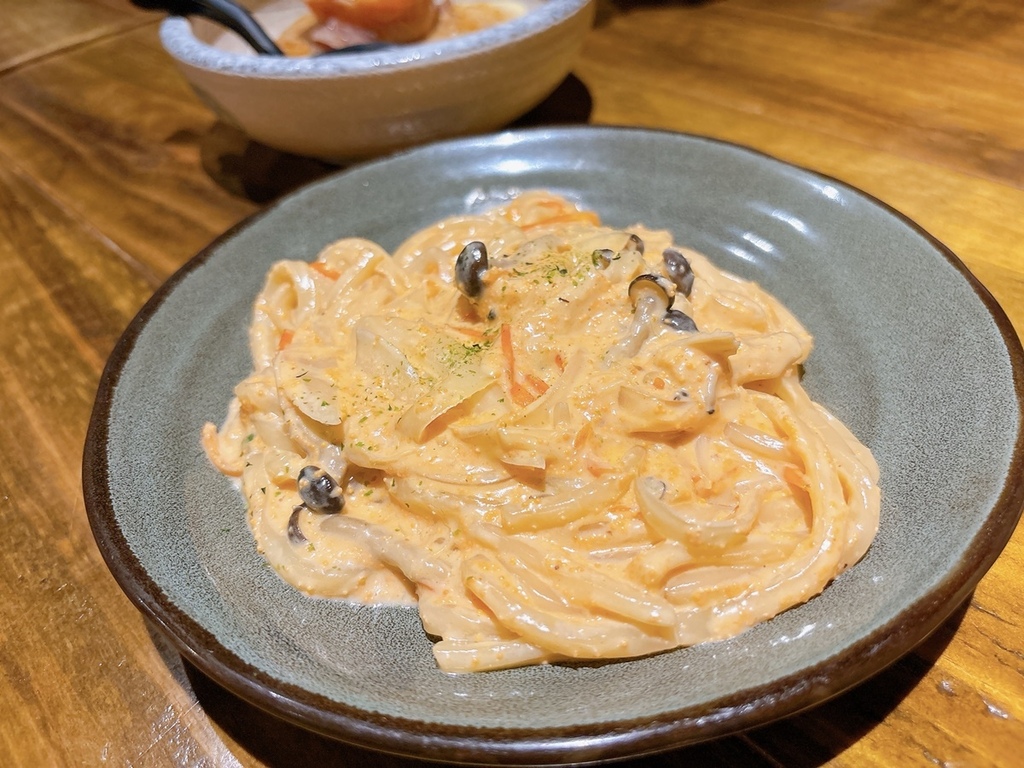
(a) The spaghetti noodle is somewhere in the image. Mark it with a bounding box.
[202,191,880,672]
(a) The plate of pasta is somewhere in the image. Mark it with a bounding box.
[84,126,1024,764]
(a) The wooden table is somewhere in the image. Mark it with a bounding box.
[3,1,1022,765]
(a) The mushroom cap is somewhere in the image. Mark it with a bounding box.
[662,248,695,296]
[455,241,488,298]
[625,232,645,255]
[297,465,344,513]
[592,247,615,268]
[664,308,698,332]
[627,273,676,309]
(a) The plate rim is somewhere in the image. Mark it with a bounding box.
[83,125,1024,764]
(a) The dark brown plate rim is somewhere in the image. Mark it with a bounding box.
[83,125,1024,765]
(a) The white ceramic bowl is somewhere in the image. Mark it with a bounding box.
[160,0,595,161]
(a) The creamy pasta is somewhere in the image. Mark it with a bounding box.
[202,191,880,672]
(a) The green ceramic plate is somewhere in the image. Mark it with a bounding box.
[84,127,1024,765]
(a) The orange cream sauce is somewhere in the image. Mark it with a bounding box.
[202,191,880,672]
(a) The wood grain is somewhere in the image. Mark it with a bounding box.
[1,1,1022,766]
[0,27,257,281]
[586,0,1024,190]
[0,0,149,73]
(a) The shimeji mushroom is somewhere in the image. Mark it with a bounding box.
[297,465,345,513]
[455,240,488,298]
[662,247,695,297]
[289,465,345,545]
[605,273,677,359]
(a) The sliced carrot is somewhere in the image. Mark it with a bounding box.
[572,420,593,450]
[310,261,341,280]
[523,372,549,396]
[501,324,536,406]
[510,382,536,407]
[277,329,294,350]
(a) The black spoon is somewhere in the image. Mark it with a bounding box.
[131,0,392,56]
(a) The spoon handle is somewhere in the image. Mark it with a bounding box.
[130,0,285,55]
[188,0,284,54]
[197,0,284,54]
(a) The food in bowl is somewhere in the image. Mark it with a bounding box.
[206,0,543,55]
[279,0,531,52]
[303,0,440,45]
[202,191,881,672]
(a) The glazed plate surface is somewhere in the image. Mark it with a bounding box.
[84,127,1024,765]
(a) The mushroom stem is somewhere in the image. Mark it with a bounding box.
[287,505,308,544]
[606,274,674,361]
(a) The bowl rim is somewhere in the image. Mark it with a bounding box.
[159,0,594,78]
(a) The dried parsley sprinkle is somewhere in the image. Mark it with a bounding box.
[441,339,492,370]
[540,263,569,283]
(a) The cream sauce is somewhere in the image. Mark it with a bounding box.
[203,191,881,672]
